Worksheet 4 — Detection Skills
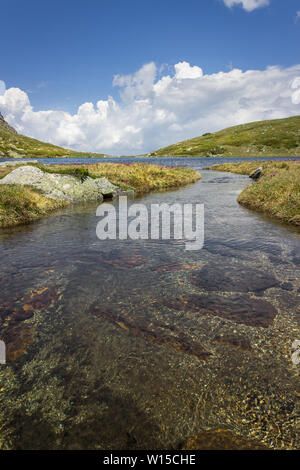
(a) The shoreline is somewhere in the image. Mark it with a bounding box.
[205,160,300,228]
[1,153,300,160]
[0,162,201,229]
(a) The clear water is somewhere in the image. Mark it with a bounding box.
[0,157,299,450]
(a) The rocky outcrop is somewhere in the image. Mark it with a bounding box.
[0,112,17,134]
[94,177,119,196]
[249,167,262,180]
[0,165,121,203]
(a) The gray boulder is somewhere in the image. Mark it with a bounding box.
[112,188,135,199]
[94,177,118,196]
[249,167,262,180]
[0,165,117,203]
[94,178,134,198]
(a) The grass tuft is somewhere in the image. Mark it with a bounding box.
[0,185,67,228]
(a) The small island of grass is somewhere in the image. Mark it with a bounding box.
[0,162,201,228]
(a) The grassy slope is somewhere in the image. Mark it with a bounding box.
[152,116,300,157]
[0,125,108,159]
[0,162,201,227]
[207,160,300,226]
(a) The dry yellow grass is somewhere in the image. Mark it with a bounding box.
[0,185,67,228]
[41,162,201,194]
[0,162,201,227]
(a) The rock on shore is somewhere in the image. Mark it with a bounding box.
[0,165,120,203]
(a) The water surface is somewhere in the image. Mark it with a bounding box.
[0,157,299,450]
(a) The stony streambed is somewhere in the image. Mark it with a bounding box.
[0,160,299,450]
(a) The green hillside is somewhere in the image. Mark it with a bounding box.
[151,116,300,157]
[0,113,107,159]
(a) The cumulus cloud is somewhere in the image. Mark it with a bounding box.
[1,61,300,155]
[174,62,203,79]
[296,11,300,21]
[223,0,270,12]
[0,80,5,97]
[113,62,157,103]
[291,77,300,104]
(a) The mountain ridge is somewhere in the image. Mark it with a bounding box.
[0,112,17,134]
[0,113,107,159]
[1,113,300,159]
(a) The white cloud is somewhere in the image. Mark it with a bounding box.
[291,77,300,104]
[113,62,156,103]
[296,11,300,21]
[0,80,5,97]
[174,62,203,79]
[223,0,270,12]
[1,61,300,155]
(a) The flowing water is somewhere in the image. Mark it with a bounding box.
[0,157,299,450]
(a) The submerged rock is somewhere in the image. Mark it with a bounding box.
[0,165,121,203]
[152,261,197,273]
[162,293,277,327]
[190,263,280,294]
[2,323,34,361]
[0,285,60,361]
[213,333,252,352]
[21,286,59,310]
[98,248,147,268]
[91,304,212,360]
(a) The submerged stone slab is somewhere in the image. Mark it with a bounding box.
[213,333,252,352]
[98,248,147,268]
[21,286,59,311]
[152,262,197,273]
[91,304,211,360]
[162,293,277,328]
[191,263,280,294]
[2,323,34,361]
[0,285,59,361]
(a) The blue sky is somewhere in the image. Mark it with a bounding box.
[1,0,300,154]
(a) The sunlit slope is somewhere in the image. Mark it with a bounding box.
[152,116,300,157]
[0,115,107,159]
